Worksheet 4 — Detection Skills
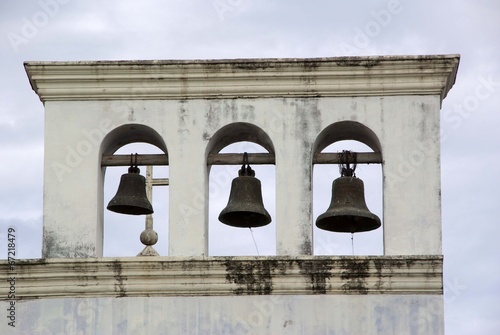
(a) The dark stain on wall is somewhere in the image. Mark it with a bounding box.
[340,259,370,294]
[297,259,333,294]
[224,259,281,295]
[335,59,381,68]
[111,260,127,297]
[43,230,95,258]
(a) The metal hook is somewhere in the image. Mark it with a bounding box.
[339,150,357,177]
[243,152,249,166]
[239,152,255,177]
[128,153,140,174]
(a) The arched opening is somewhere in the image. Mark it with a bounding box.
[100,124,169,257]
[313,121,383,255]
[207,123,276,256]
[100,124,168,156]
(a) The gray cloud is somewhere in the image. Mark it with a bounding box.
[1,0,498,333]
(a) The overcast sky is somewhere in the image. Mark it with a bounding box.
[1,1,499,334]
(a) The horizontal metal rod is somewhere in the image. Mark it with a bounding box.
[102,154,169,166]
[313,152,382,164]
[208,153,275,165]
[208,153,382,165]
[148,178,169,186]
[102,152,382,167]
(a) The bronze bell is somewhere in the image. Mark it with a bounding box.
[219,153,271,228]
[316,151,381,233]
[107,159,154,215]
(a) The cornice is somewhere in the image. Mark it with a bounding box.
[1,255,442,300]
[24,55,459,103]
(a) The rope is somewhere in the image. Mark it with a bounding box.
[249,228,260,256]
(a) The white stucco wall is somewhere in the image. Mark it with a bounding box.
[17,56,459,335]
[1,295,444,334]
[42,95,443,257]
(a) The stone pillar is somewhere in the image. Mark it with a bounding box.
[382,96,443,255]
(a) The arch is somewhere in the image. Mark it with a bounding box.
[312,121,383,256]
[99,124,169,257]
[206,122,275,156]
[100,123,168,156]
[206,122,276,256]
[313,121,382,155]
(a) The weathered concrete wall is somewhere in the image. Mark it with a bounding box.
[1,295,444,334]
[1,255,444,333]
[41,95,443,257]
[0,256,444,298]
[20,56,459,335]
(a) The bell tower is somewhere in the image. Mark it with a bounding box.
[0,55,459,334]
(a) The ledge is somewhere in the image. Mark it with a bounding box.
[0,255,442,300]
[24,55,459,103]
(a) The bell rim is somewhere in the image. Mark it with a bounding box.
[106,171,154,215]
[315,213,381,233]
[107,204,154,215]
[218,210,272,228]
